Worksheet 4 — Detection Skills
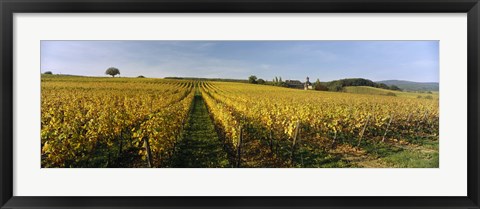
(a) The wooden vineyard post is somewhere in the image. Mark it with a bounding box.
[331,131,337,149]
[269,129,274,154]
[117,131,123,166]
[107,152,111,167]
[291,121,301,166]
[416,110,429,133]
[117,131,123,154]
[405,112,413,135]
[357,114,370,147]
[223,131,228,150]
[300,154,304,167]
[429,112,437,133]
[143,137,153,168]
[382,114,394,142]
[172,129,180,160]
[406,112,412,124]
[236,126,243,168]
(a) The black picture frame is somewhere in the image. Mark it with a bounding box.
[1,0,479,208]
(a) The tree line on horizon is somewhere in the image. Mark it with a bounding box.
[42,67,402,92]
[248,75,402,92]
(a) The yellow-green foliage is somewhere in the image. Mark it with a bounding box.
[41,76,194,167]
[41,75,439,168]
[201,81,439,167]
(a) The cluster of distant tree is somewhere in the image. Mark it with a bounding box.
[269,76,288,87]
[248,75,266,85]
[324,78,402,92]
[313,79,328,91]
[247,76,401,92]
[248,76,294,87]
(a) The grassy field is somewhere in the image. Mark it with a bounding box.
[171,88,231,168]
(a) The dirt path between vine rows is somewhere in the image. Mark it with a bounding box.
[171,90,230,168]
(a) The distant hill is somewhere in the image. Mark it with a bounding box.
[377,80,439,92]
[343,86,438,99]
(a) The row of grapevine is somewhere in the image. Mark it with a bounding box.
[132,90,194,167]
[200,81,439,167]
[41,77,194,167]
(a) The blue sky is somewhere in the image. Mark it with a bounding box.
[41,41,439,82]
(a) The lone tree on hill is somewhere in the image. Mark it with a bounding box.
[105,67,120,77]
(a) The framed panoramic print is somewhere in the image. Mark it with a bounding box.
[1,0,479,208]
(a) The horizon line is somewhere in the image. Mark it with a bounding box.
[41,73,439,83]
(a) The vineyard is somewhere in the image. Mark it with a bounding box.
[41,76,439,168]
